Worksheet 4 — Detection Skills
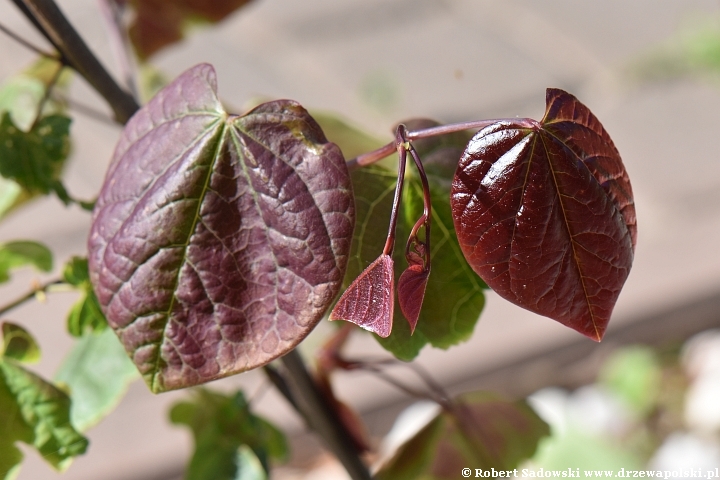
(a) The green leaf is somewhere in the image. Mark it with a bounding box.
[0,112,71,202]
[0,375,29,480]
[376,392,549,479]
[0,74,47,132]
[0,59,72,218]
[343,120,486,360]
[66,290,106,337]
[170,388,287,480]
[2,322,41,364]
[0,240,53,283]
[54,328,137,431]
[598,346,662,416]
[62,256,89,286]
[0,58,70,133]
[62,257,107,337]
[0,358,88,477]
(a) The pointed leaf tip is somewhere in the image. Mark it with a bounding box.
[330,255,394,338]
[397,265,429,334]
[451,88,634,340]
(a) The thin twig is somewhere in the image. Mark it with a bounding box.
[10,0,62,53]
[15,0,139,124]
[51,90,118,126]
[359,363,445,405]
[0,22,57,58]
[345,357,452,409]
[404,362,451,404]
[0,278,65,317]
[347,118,536,169]
[381,127,409,256]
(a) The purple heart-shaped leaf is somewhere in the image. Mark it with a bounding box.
[88,64,354,392]
[330,254,394,338]
[451,88,635,341]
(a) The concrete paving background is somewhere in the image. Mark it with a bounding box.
[2,0,720,479]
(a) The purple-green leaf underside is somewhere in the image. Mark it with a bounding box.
[88,64,354,393]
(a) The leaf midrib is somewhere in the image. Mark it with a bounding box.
[538,129,599,340]
[149,118,229,393]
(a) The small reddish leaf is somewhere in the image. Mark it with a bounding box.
[451,88,635,341]
[88,64,354,392]
[397,264,429,334]
[342,120,485,360]
[330,255,394,338]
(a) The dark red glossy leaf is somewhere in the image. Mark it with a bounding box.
[88,64,354,392]
[451,88,636,341]
[329,255,394,338]
[397,263,429,334]
[128,0,255,59]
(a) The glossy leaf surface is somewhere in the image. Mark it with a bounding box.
[451,89,636,340]
[343,120,485,360]
[376,392,550,479]
[88,64,353,392]
[170,388,286,480]
[128,0,254,59]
